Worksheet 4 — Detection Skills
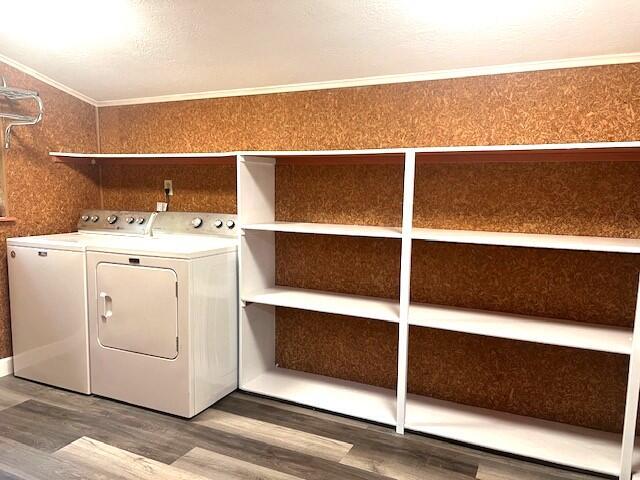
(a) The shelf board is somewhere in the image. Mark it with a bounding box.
[405,395,639,476]
[413,141,640,157]
[412,227,640,254]
[409,303,632,354]
[242,286,400,322]
[242,222,402,238]
[241,367,396,426]
[49,151,237,165]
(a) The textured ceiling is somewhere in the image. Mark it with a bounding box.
[0,0,639,103]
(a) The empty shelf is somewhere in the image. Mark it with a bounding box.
[409,303,632,354]
[243,286,400,322]
[412,227,640,254]
[405,394,638,476]
[241,367,396,426]
[242,221,402,238]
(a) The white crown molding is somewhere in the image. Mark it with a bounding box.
[0,53,97,106]
[2,51,639,108]
[95,52,640,107]
[0,356,13,377]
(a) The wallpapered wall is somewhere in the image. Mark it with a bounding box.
[0,61,100,359]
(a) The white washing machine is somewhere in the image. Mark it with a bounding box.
[86,212,238,417]
[7,211,156,394]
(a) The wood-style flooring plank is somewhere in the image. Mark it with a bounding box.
[172,446,305,480]
[341,444,477,480]
[194,409,354,462]
[0,400,83,452]
[475,462,601,480]
[0,435,111,480]
[0,399,191,463]
[56,437,209,480]
[0,384,29,412]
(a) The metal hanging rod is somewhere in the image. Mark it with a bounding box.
[0,76,44,149]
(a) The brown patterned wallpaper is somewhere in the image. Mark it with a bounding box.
[98,63,640,151]
[95,63,640,432]
[101,164,236,213]
[414,158,640,237]
[0,61,100,358]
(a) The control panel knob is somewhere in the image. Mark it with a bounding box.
[80,215,90,222]
[226,219,235,229]
[191,217,203,228]
[125,216,135,224]
[214,219,223,228]
[107,215,118,224]
[90,215,99,222]
[135,217,145,224]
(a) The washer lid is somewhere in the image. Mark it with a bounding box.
[7,233,90,252]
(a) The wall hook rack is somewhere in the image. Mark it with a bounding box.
[0,76,44,149]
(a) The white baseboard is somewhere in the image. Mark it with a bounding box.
[0,356,13,377]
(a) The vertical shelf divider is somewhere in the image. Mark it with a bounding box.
[238,155,277,387]
[619,274,640,480]
[396,150,416,434]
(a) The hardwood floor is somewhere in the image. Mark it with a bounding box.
[0,375,604,480]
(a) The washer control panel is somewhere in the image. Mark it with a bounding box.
[153,212,238,236]
[77,210,155,235]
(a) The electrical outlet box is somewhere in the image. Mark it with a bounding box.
[164,179,173,196]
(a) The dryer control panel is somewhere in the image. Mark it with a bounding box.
[77,210,156,235]
[152,212,238,236]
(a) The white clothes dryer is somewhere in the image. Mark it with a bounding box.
[86,212,238,417]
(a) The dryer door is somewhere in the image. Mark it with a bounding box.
[96,263,178,359]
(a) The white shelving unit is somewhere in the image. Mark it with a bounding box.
[53,141,640,479]
[237,152,405,428]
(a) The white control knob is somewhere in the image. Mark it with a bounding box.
[226,219,235,229]
[191,217,203,228]
[136,217,145,224]
[90,215,99,222]
[107,215,118,224]
[125,217,135,224]
[81,215,90,222]
[214,219,223,228]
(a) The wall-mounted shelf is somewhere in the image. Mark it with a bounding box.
[49,151,237,165]
[242,367,397,426]
[405,394,639,477]
[409,303,632,354]
[242,222,402,238]
[50,140,640,166]
[412,227,640,254]
[243,286,400,322]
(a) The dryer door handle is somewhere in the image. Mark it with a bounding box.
[100,292,113,321]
